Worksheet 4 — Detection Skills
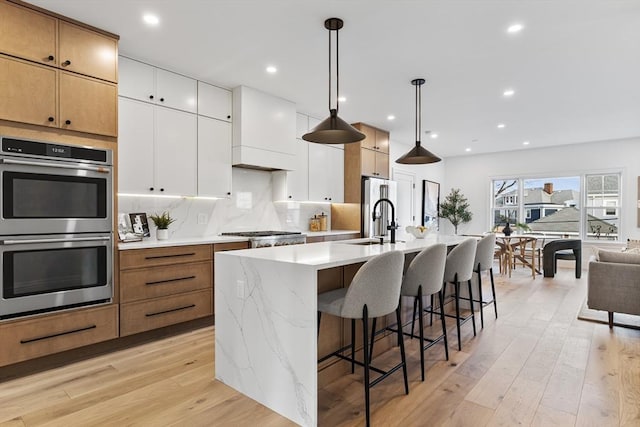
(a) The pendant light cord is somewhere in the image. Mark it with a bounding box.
[415,81,420,144]
[328,26,339,114]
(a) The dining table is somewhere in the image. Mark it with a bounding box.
[495,234,544,278]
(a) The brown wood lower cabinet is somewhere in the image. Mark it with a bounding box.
[0,304,118,367]
[120,289,212,337]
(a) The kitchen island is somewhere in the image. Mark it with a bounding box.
[214,234,468,426]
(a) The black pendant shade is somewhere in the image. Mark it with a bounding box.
[396,78,441,164]
[303,18,365,145]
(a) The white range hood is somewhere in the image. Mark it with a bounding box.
[232,86,296,171]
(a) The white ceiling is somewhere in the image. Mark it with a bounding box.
[28,0,640,158]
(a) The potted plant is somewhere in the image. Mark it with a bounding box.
[439,188,472,234]
[149,211,175,240]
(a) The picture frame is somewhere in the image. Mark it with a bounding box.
[129,212,150,237]
[117,213,132,241]
[422,180,440,230]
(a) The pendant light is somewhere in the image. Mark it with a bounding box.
[302,18,365,144]
[396,78,441,164]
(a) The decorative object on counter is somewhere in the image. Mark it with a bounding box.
[149,211,176,240]
[396,79,441,164]
[309,216,321,232]
[502,222,513,236]
[302,18,365,145]
[129,213,150,237]
[318,212,328,231]
[406,225,429,239]
[439,188,472,234]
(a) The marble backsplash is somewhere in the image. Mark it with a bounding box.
[118,168,333,239]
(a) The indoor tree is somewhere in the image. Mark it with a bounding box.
[439,188,472,234]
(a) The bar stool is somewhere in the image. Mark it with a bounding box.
[472,233,498,328]
[317,250,407,427]
[442,238,477,351]
[401,244,448,381]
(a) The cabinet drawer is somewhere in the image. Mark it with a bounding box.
[0,304,118,367]
[120,261,212,303]
[213,241,250,252]
[120,289,212,336]
[120,245,212,270]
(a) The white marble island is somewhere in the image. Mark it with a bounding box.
[214,235,467,426]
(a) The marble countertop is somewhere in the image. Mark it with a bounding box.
[117,229,360,250]
[218,234,470,269]
[117,235,250,250]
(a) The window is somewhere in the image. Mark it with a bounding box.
[490,173,621,241]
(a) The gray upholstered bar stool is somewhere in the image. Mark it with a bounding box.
[317,250,408,427]
[442,238,478,351]
[401,243,448,381]
[472,233,498,328]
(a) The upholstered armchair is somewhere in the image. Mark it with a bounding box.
[587,250,640,328]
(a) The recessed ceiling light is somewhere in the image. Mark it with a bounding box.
[507,23,524,34]
[465,148,472,152]
[430,133,438,139]
[338,96,346,103]
[387,115,395,120]
[143,14,159,26]
[266,66,277,74]
[503,89,515,97]
[497,123,506,129]
[522,141,530,145]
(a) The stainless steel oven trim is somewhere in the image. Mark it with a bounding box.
[0,233,113,318]
[1,158,111,173]
[0,156,113,235]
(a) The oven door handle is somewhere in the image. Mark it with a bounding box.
[1,158,111,174]
[1,236,111,245]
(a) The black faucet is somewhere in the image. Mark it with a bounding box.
[371,198,398,244]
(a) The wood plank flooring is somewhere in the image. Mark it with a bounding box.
[1,267,639,426]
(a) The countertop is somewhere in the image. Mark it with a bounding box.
[117,229,360,250]
[217,234,470,269]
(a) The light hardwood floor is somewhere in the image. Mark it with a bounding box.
[0,267,639,426]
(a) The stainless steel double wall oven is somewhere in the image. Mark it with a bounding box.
[0,136,113,319]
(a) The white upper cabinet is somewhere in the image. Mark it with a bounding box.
[296,113,309,139]
[273,140,309,201]
[198,116,232,198]
[118,56,197,113]
[118,97,197,196]
[232,86,296,170]
[308,143,344,203]
[198,81,232,122]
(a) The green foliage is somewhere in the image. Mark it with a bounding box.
[439,188,472,234]
[149,211,176,229]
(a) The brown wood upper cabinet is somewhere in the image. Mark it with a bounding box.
[357,122,389,154]
[344,123,391,203]
[0,2,118,83]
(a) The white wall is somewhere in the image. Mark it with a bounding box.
[442,137,640,240]
[389,139,446,228]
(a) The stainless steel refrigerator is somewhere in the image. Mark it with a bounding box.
[362,177,398,239]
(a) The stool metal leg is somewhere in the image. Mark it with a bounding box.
[410,296,418,339]
[467,279,477,337]
[438,290,449,361]
[396,304,409,395]
[362,305,371,427]
[454,279,462,351]
[477,265,485,328]
[418,286,425,381]
[351,319,356,374]
[369,318,377,361]
[489,267,498,319]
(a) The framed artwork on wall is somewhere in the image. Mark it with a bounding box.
[422,180,440,230]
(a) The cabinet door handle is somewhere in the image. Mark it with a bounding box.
[149,95,154,100]
[48,116,54,122]
[47,55,55,61]
[160,188,164,192]
[62,60,71,66]
[227,115,231,119]
[145,304,196,317]
[146,275,196,286]
[145,252,196,260]
[288,195,292,199]
[227,192,231,196]
[20,325,97,344]
[65,119,71,125]
[149,187,154,191]
[159,98,165,102]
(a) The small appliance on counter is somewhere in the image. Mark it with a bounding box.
[220,231,306,248]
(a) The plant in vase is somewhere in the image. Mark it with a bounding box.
[149,211,175,240]
[439,188,472,234]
